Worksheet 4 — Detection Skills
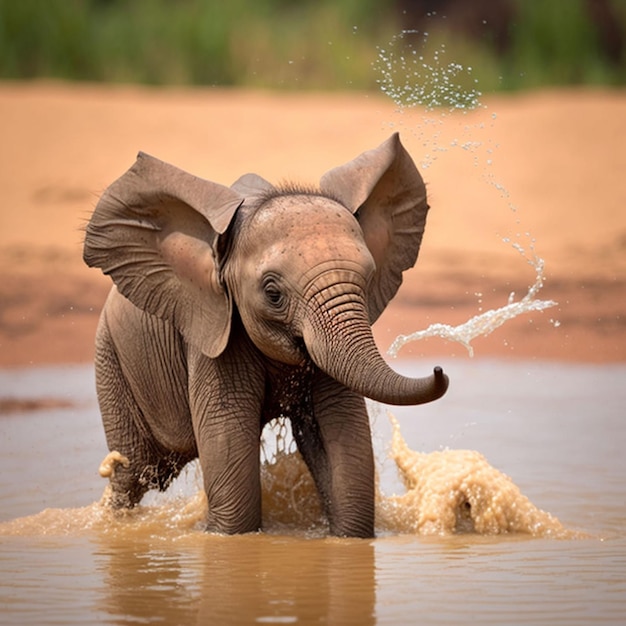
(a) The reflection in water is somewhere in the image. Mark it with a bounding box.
[193,536,375,625]
[96,537,202,624]
[1,497,376,624]
[96,534,375,625]
[1,361,625,625]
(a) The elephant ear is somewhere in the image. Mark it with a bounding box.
[320,132,429,323]
[230,172,275,197]
[84,152,244,357]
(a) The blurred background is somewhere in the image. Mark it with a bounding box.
[1,0,625,93]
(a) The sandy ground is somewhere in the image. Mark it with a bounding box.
[0,81,624,367]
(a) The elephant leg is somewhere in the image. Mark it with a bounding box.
[94,318,193,508]
[294,372,375,538]
[187,342,266,535]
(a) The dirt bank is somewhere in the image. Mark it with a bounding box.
[1,82,624,366]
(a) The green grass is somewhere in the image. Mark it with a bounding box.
[0,0,624,94]
[503,0,626,89]
[0,0,397,88]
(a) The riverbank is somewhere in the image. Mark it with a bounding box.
[1,82,624,366]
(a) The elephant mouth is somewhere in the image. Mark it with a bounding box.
[293,336,309,362]
[263,333,310,369]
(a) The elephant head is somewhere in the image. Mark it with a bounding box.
[84,133,448,406]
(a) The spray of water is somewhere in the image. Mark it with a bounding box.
[373,29,483,113]
[388,250,557,358]
[374,28,558,357]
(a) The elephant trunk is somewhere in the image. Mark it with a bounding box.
[302,311,448,406]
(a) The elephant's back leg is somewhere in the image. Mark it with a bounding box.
[94,304,195,508]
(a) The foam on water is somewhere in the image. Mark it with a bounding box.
[0,481,209,541]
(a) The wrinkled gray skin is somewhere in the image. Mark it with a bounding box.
[84,133,449,538]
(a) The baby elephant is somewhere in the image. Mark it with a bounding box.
[84,132,449,537]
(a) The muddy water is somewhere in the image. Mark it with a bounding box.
[1,360,625,625]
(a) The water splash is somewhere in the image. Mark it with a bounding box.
[373,29,493,172]
[377,413,577,538]
[373,30,483,113]
[374,28,558,356]
[388,250,557,358]
[3,414,580,539]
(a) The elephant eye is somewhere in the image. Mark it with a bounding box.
[262,277,285,308]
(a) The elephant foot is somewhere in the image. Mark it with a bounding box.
[98,484,136,513]
[98,450,130,478]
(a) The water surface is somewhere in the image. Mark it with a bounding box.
[1,360,624,624]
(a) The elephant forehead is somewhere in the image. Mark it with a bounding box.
[251,194,361,236]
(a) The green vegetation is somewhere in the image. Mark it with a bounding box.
[0,0,624,93]
[504,0,626,89]
[0,0,395,88]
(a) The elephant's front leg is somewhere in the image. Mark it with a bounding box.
[188,345,266,534]
[295,372,375,538]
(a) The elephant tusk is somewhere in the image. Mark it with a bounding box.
[98,450,130,478]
